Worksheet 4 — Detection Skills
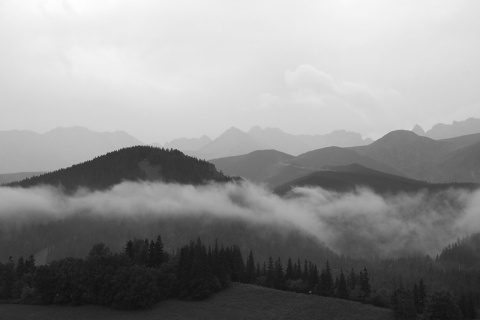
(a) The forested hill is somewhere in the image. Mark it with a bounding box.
[8,146,233,191]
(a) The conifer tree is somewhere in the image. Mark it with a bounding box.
[348,268,356,290]
[266,257,274,288]
[154,235,165,267]
[16,256,25,278]
[360,267,371,300]
[319,260,334,297]
[285,258,294,281]
[417,278,426,314]
[274,257,284,290]
[336,269,349,300]
[245,250,256,284]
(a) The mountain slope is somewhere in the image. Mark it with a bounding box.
[274,164,478,195]
[352,130,480,183]
[194,127,269,160]
[0,283,394,320]
[0,127,144,173]
[289,147,402,175]
[10,146,231,191]
[424,117,480,139]
[163,135,212,151]
[193,126,372,160]
[210,146,402,188]
[210,150,295,183]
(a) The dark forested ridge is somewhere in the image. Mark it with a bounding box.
[7,146,233,191]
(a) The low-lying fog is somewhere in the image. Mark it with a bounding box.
[1,181,479,257]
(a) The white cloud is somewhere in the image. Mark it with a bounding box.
[1,181,479,257]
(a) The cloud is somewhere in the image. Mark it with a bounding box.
[1,181,479,257]
[257,64,413,137]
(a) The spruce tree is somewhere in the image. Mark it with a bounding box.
[266,257,274,288]
[245,250,256,284]
[154,235,164,267]
[348,268,356,290]
[336,269,349,300]
[418,278,426,314]
[360,267,371,300]
[285,258,294,281]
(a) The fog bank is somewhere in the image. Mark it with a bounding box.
[1,181,479,257]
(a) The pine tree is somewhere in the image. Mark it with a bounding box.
[285,258,294,281]
[16,256,25,278]
[149,240,156,267]
[336,269,349,300]
[245,250,256,284]
[319,260,334,297]
[417,278,426,314]
[125,240,134,261]
[266,257,274,288]
[360,267,371,300]
[154,235,165,267]
[273,257,284,290]
[348,268,356,290]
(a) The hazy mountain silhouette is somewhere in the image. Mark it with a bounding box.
[0,127,144,174]
[0,172,44,185]
[193,127,269,160]
[210,130,480,186]
[163,135,212,152]
[352,130,480,183]
[412,117,480,140]
[10,146,232,191]
[247,126,309,155]
[191,126,372,160]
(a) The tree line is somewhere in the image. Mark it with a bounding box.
[1,234,477,319]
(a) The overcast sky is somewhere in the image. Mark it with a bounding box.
[1,0,479,143]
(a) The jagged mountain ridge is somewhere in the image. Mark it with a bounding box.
[169,126,372,160]
[412,117,480,140]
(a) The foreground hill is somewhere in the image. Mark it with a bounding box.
[0,283,394,320]
[9,146,231,191]
[274,164,478,195]
[0,127,143,174]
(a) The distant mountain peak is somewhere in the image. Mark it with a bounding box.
[412,124,425,136]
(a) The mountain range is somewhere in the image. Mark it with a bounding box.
[412,117,480,139]
[177,127,373,160]
[0,127,143,174]
[212,130,480,188]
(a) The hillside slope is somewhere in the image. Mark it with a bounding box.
[10,146,231,191]
[210,150,295,183]
[274,164,478,195]
[0,283,394,320]
[352,131,480,183]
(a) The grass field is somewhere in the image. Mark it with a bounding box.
[0,283,394,320]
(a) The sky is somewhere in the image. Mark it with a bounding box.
[1,0,479,144]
